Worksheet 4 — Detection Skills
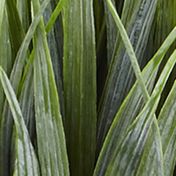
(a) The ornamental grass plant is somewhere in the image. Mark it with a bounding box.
[0,0,176,176]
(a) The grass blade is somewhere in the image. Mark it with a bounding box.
[63,0,97,175]
[158,81,176,176]
[16,0,31,32]
[6,0,24,58]
[18,55,35,138]
[32,0,69,175]
[0,0,5,35]
[97,0,158,149]
[136,121,163,176]
[104,0,117,63]
[0,67,39,176]
[0,11,12,115]
[45,0,65,33]
[44,0,66,117]
[0,1,50,174]
[33,28,69,176]
[94,29,176,175]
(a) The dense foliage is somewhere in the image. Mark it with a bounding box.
[0,0,176,175]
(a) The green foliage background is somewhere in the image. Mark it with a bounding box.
[0,0,176,175]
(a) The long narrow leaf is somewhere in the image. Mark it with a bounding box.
[17,0,31,32]
[0,1,50,174]
[97,0,158,150]
[158,81,176,176]
[0,0,5,35]
[104,0,117,63]
[0,11,12,115]
[44,0,66,117]
[0,67,39,176]
[32,0,69,175]
[94,30,176,175]
[62,0,97,175]
[6,0,24,58]
[136,121,163,176]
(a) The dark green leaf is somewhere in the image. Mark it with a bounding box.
[63,0,97,175]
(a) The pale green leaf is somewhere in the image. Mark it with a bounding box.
[0,1,50,174]
[32,0,69,175]
[0,67,39,176]
[0,0,5,35]
[136,121,163,176]
[158,81,176,176]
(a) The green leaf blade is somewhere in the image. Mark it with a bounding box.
[94,44,176,176]
[63,0,97,175]
[97,0,158,151]
[158,81,176,176]
[0,67,40,176]
[32,0,69,174]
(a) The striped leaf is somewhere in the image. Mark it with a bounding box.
[0,1,50,175]
[97,0,158,151]
[104,0,117,63]
[32,0,69,175]
[45,0,66,117]
[63,0,97,175]
[136,121,163,176]
[0,0,5,32]
[158,81,176,176]
[16,0,31,32]
[94,48,176,176]
[0,67,39,176]
[0,10,12,115]
[6,0,24,58]
[147,0,176,111]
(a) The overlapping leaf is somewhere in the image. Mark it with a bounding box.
[45,0,66,117]
[0,0,176,175]
[104,0,117,62]
[0,1,50,174]
[94,0,176,174]
[147,0,176,111]
[94,44,176,176]
[32,0,69,175]
[6,0,24,58]
[0,67,39,176]
[158,81,176,176]
[16,0,31,32]
[97,0,158,151]
[136,121,163,176]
